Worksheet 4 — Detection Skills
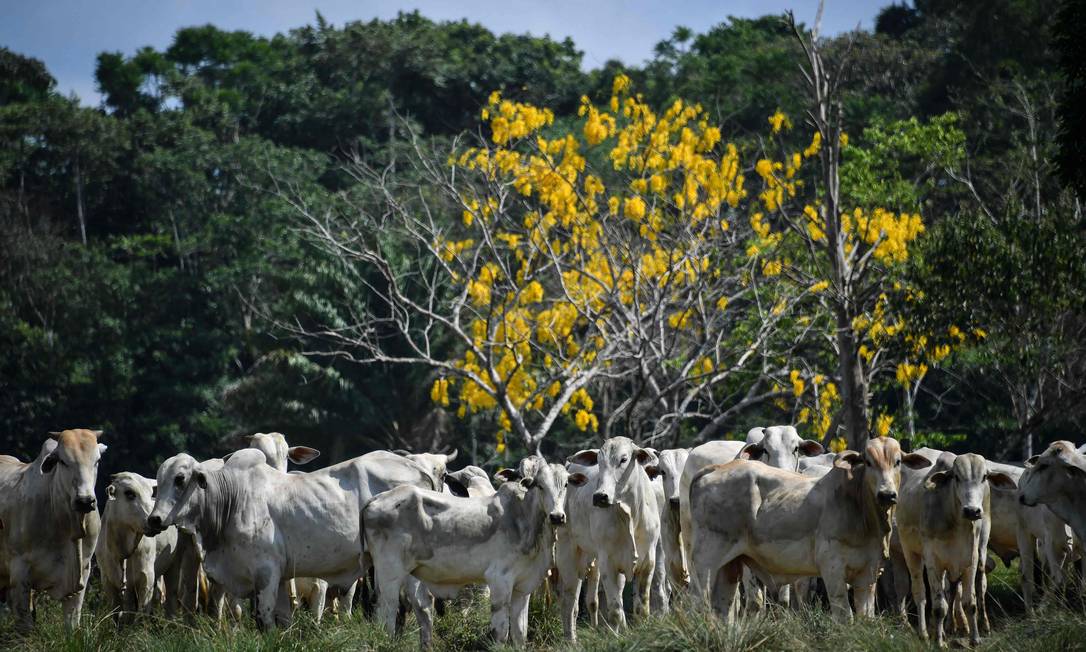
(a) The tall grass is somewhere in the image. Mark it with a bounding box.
[3,562,1085,651]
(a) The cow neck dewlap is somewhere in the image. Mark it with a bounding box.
[198,468,243,552]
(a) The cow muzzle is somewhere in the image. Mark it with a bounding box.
[592,492,612,508]
[962,506,982,521]
[549,512,567,526]
[145,514,164,535]
[876,490,898,506]
[73,496,96,513]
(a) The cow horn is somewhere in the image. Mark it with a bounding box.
[445,449,458,463]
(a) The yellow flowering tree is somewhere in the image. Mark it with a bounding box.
[286,73,807,453]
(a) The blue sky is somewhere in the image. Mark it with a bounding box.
[3,0,889,106]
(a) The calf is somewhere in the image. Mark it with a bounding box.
[364,457,578,647]
[0,430,106,631]
[652,448,689,596]
[97,472,181,619]
[688,437,930,623]
[897,452,1016,646]
[556,437,660,641]
[444,465,496,497]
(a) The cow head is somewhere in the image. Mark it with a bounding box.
[740,425,824,471]
[1020,441,1085,509]
[395,449,458,487]
[146,453,201,535]
[499,457,586,525]
[247,432,320,473]
[107,472,157,531]
[835,436,932,507]
[652,448,689,510]
[926,453,1016,520]
[41,429,107,514]
[568,437,655,509]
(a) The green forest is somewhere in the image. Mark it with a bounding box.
[2,0,1085,481]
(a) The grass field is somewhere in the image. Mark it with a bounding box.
[3,563,1086,651]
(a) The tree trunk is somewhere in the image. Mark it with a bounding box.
[836,315,870,450]
[74,154,87,245]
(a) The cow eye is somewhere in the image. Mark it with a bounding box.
[895,459,901,467]
[620,456,629,465]
[125,490,136,500]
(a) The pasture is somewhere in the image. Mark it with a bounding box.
[3,564,1085,651]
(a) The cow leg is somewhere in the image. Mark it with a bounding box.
[1018,528,1038,613]
[100,561,125,623]
[927,566,948,649]
[132,561,156,617]
[743,569,765,613]
[890,547,911,623]
[310,580,328,624]
[555,537,587,642]
[253,569,281,631]
[489,580,514,643]
[975,553,990,636]
[585,559,600,627]
[821,560,852,623]
[407,579,434,649]
[598,557,627,632]
[374,562,405,636]
[963,566,981,645]
[651,536,669,615]
[163,557,181,618]
[902,550,927,640]
[510,589,531,647]
[852,568,877,620]
[338,581,357,619]
[633,547,656,619]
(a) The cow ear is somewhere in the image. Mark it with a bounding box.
[644,465,661,480]
[150,482,158,498]
[392,449,411,457]
[222,451,235,463]
[97,443,108,455]
[1024,455,1039,468]
[41,453,59,474]
[739,442,764,461]
[833,451,863,469]
[495,468,521,483]
[987,472,1017,490]
[902,453,933,470]
[568,472,589,487]
[799,440,824,456]
[195,471,208,489]
[287,446,320,465]
[634,448,658,466]
[925,471,950,490]
[567,449,599,466]
[106,484,117,499]
[520,476,535,488]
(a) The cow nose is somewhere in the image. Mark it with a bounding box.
[876,490,898,506]
[669,497,680,510]
[73,496,96,513]
[962,506,982,521]
[549,513,567,525]
[592,492,612,508]
[145,514,163,534]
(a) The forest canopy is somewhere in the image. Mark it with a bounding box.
[1,1,1083,479]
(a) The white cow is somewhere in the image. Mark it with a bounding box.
[145,448,432,629]
[0,429,106,630]
[364,456,579,648]
[556,437,661,642]
[97,472,182,620]
[688,436,930,623]
[681,426,824,610]
[1021,441,1086,552]
[897,452,1016,647]
[652,448,689,597]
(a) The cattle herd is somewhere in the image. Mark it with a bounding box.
[1,427,1086,648]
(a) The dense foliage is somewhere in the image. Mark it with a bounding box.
[1,1,1083,477]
